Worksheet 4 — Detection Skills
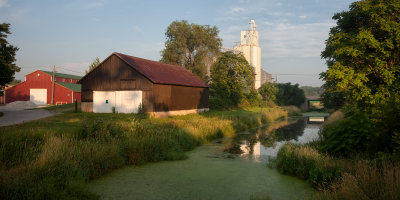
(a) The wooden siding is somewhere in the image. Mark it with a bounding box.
[80,54,209,113]
[153,84,209,111]
[80,54,153,102]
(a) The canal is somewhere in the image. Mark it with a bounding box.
[89,115,325,200]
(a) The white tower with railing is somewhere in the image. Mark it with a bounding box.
[234,20,262,89]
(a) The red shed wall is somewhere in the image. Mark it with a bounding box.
[5,82,30,103]
[5,70,81,104]
[55,77,78,83]
[54,84,76,104]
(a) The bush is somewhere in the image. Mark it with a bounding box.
[319,107,377,156]
[276,144,341,188]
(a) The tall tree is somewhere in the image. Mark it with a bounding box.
[85,57,100,74]
[320,0,400,109]
[209,51,254,108]
[319,0,400,154]
[0,23,20,86]
[160,20,222,80]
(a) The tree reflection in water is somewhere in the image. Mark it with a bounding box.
[225,118,307,156]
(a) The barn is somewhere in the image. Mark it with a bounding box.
[5,70,82,105]
[78,52,209,116]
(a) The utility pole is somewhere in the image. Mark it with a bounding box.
[51,66,56,105]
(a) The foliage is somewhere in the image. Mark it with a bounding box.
[275,82,306,107]
[0,23,20,86]
[276,143,400,200]
[300,86,324,98]
[320,0,400,109]
[276,144,342,188]
[258,82,277,102]
[160,20,222,80]
[319,107,379,155]
[209,51,255,109]
[313,160,400,200]
[85,57,100,74]
[0,107,286,199]
[320,83,346,110]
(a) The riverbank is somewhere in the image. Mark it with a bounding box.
[0,106,287,199]
[274,112,400,200]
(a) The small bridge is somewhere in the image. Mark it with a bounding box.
[301,96,322,111]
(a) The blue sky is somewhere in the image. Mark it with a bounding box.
[1,0,354,86]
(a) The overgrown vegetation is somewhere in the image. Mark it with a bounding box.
[274,1,400,198]
[0,107,287,199]
[276,143,400,200]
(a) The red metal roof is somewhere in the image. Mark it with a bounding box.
[114,53,208,88]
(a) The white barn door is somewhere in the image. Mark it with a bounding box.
[93,91,116,113]
[116,91,142,113]
[30,89,47,105]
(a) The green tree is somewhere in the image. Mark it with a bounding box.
[300,86,324,98]
[320,0,400,109]
[210,51,254,108]
[85,57,100,74]
[0,23,20,86]
[275,83,306,107]
[160,20,222,80]
[259,82,277,102]
[320,0,400,154]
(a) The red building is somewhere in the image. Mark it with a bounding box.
[5,70,82,105]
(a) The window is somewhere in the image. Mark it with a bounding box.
[120,79,136,89]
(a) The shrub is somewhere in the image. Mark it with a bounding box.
[276,144,341,188]
[319,107,377,156]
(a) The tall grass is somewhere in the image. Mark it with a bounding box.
[0,107,287,199]
[276,144,342,188]
[314,160,400,200]
[275,143,400,200]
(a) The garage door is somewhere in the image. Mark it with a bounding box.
[93,91,143,113]
[93,91,116,113]
[30,89,47,105]
[116,91,142,113]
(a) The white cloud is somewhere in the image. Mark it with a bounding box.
[275,2,282,6]
[0,0,7,8]
[86,1,105,9]
[229,7,245,13]
[259,21,335,58]
[299,15,307,19]
[133,25,144,34]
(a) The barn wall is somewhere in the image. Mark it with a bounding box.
[5,82,29,103]
[152,84,209,112]
[54,84,75,104]
[80,54,153,103]
[55,77,78,83]
[5,70,81,104]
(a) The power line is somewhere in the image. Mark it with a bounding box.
[56,67,85,75]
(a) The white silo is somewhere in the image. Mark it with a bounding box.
[234,20,262,89]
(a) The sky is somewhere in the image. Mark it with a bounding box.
[0,0,354,86]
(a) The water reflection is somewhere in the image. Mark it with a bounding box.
[224,116,324,162]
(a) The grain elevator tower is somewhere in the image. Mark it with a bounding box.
[234,20,262,89]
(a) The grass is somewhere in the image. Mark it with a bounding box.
[275,143,400,200]
[0,106,287,199]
